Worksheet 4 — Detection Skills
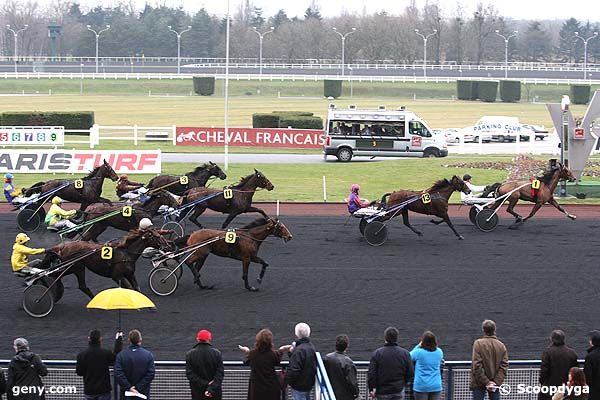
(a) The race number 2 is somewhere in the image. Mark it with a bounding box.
[225,230,237,244]
[121,206,133,217]
[421,193,432,204]
[101,246,113,260]
[179,176,189,185]
[531,179,541,189]
[74,179,84,189]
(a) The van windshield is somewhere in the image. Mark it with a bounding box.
[329,120,405,137]
[409,121,432,137]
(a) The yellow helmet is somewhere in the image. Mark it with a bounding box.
[52,196,63,205]
[15,233,30,244]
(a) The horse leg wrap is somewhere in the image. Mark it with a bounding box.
[257,265,268,284]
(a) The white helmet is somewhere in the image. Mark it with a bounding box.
[139,218,153,230]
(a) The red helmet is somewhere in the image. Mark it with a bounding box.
[351,184,360,193]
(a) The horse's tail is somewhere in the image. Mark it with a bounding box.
[380,193,392,207]
[24,181,45,196]
[482,182,501,199]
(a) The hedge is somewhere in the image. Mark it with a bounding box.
[279,116,323,129]
[0,112,94,131]
[193,76,215,96]
[499,80,521,102]
[252,112,323,129]
[272,111,314,117]
[478,81,498,102]
[456,80,478,100]
[570,85,591,105]
[252,113,280,128]
[324,80,342,98]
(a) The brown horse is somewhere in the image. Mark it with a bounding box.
[146,162,227,196]
[182,217,292,292]
[183,169,275,229]
[40,228,174,300]
[80,190,179,241]
[494,162,576,229]
[24,160,119,211]
[380,175,471,239]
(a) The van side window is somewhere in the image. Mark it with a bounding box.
[409,121,431,137]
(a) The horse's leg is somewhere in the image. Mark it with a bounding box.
[250,255,269,285]
[401,210,422,236]
[221,212,242,229]
[547,197,576,220]
[187,207,205,229]
[99,197,113,205]
[244,206,269,218]
[124,268,141,292]
[188,253,214,289]
[504,195,523,222]
[242,258,258,292]
[74,268,95,299]
[441,213,464,240]
[430,219,444,225]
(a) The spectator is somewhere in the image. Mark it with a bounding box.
[323,334,359,400]
[410,331,444,400]
[76,330,124,400]
[585,330,600,400]
[238,328,292,400]
[539,330,579,400]
[6,338,48,400]
[470,320,509,400]
[286,323,317,400]
[553,367,589,400]
[0,366,6,399]
[114,330,155,400]
[185,329,224,400]
[367,326,414,400]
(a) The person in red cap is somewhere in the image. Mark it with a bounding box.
[185,329,224,399]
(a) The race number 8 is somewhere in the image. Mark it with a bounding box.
[223,189,233,199]
[179,176,188,185]
[421,193,432,204]
[225,230,237,244]
[74,179,84,189]
[531,179,541,189]
[101,246,113,260]
[121,206,133,217]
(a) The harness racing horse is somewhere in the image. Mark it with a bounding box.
[381,175,471,240]
[80,190,180,241]
[183,169,275,229]
[181,217,292,292]
[494,162,576,229]
[24,160,119,211]
[146,162,227,196]
[40,228,174,300]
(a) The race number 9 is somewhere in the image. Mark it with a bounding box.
[179,176,189,185]
[531,179,541,189]
[223,188,233,199]
[121,206,133,217]
[101,246,113,260]
[225,230,237,244]
[74,179,84,189]
[421,193,432,204]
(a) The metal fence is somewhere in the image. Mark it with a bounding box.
[0,359,569,400]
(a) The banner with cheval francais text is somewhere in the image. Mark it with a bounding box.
[176,127,326,149]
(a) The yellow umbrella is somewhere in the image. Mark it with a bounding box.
[86,288,156,330]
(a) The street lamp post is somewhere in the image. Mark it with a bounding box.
[495,30,518,79]
[168,25,192,74]
[332,27,357,76]
[574,31,599,80]
[6,24,28,73]
[86,25,110,73]
[414,29,437,78]
[560,95,570,197]
[252,27,274,75]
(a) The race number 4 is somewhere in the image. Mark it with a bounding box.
[179,176,189,185]
[101,246,113,260]
[121,206,133,217]
[74,179,84,189]
[223,188,233,199]
[421,193,432,204]
[531,179,541,189]
[225,229,237,244]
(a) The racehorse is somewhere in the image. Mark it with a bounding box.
[80,190,180,241]
[181,217,292,292]
[40,228,174,300]
[494,162,576,229]
[146,162,227,196]
[380,175,471,239]
[183,169,275,229]
[24,160,119,211]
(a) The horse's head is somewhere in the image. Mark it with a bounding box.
[102,160,119,181]
[254,169,274,191]
[559,163,576,182]
[270,218,293,242]
[138,228,175,252]
[451,175,471,194]
[154,190,179,208]
[209,162,227,180]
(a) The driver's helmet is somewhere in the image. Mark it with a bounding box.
[15,233,30,244]
[351,184,360,193]
[5,173,13,180]
[52,196,63,205]
[463,174,472,182]
[139,218,153,230]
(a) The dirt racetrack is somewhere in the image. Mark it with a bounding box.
[0,208,597,362]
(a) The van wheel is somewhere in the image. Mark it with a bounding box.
[336,148,353,162]
[423,148,440,158]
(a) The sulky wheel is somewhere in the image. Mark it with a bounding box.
[475,208,499,232]
[22,284,55,318]
[162,221,184,240]
[359,218,368,234]
[469,206,479,225]
[149,267,179,296]
[17,208,42,232]
[162,258,183,280]
[363,221,389,247]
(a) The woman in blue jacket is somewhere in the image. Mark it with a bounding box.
[410,331,444,400]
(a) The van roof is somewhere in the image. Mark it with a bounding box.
[328,108,419,121]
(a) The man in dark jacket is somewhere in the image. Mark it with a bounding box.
[324,335,359,400]
[286,322,317,400]
[185,329,224,400]
[539,330,579,400]
[76,330,123,400]
[585,330,600,400]
[368,327,414,400]
[6,338,48,400]
[114,330,155,400]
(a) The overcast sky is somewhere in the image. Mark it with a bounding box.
[35,0,599,22]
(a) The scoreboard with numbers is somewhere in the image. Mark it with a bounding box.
[0,126,65,146]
